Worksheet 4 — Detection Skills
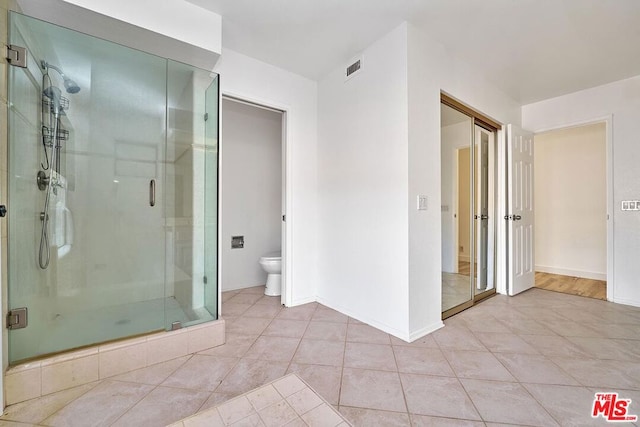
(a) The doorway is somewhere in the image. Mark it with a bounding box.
[440,97,499,318]
[220,97,286,305]
[532,123,607,300]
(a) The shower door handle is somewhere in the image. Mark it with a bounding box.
[149,179,156,207]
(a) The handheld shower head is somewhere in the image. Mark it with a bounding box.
[43,85,63,114]
[42,61,81,94]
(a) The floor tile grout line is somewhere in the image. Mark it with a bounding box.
[388,341,411,421]
[106,380,163,427]
[212,291,278,399]
[15,379,103,426]
[463,311,589,426]
[283,302,318,379]
[434,324,487,424]
[336,320,349,409]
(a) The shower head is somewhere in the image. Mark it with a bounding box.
[42,61,81,94]
[43,85,62,114]
[63,77,80,94]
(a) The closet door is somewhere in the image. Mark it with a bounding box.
[474,125,496,295]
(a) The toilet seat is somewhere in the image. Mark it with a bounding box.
[260,252,281,262]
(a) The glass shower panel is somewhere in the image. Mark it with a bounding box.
[164,60,217,328]
[204,76,219,317]
[8,13,167,363]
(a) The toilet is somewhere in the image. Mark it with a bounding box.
[259,252,282,296]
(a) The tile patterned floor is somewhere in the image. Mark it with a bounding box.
[2,286,640,426]
[169,373,350,426]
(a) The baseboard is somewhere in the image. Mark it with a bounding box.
[222,283,265,292]
[611,297,640,309]
[535,265,606,281]
[316,296,442,343]
[408,321,445,342]
[290,296,317,307]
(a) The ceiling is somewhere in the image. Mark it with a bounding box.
[186,0,640,105]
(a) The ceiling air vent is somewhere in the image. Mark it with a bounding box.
[345,56,362,81]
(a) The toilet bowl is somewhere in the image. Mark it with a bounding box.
[259,252,282,296]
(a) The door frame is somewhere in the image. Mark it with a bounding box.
[527,116,614,301]
[218,91,292,308]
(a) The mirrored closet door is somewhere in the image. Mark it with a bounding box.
[440,98,498,318]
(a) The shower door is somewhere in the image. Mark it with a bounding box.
[5,13,221,364]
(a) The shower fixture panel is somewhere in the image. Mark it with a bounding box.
[36,60,82,269]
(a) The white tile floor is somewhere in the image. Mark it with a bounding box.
[2,286,640,426]
[169,374,350,426]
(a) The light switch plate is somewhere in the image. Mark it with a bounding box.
[621,201,640,211]
[417,195,428,211]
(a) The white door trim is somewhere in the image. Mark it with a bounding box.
[219,90,293,307]
[528,116,614,302]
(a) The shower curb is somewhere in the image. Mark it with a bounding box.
[4,319,225,406]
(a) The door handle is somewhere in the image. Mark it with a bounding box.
[514,215,522,221]
[504,214,522,221]
[475,214,489,220]
[149,179,156,207]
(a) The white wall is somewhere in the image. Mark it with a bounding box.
[213,48,318,306]
[221,99,282,291]
[317,23,410,337]
[534,123,607,280]
[441,121,471,272]
[316,22,522,341]
[406,23,521,336]
[522,75,640,307]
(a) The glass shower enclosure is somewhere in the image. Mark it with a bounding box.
[7,12,219,364]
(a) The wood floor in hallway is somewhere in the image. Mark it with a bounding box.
[535,271,606,300]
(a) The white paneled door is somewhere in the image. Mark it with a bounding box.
[507,124,535,295]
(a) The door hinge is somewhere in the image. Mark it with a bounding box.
[203,275,208,284]
[282,214,286,222]
[6,45,27,68]
[7,307,28,330]
[204,113,209,121]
